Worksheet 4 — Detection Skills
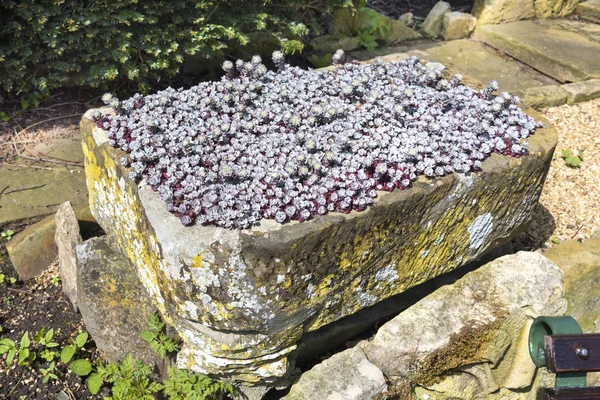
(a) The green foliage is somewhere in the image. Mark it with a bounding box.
[0,0,346,95]
[96,355,162,400]
[51,276,61,287]
[343,0,390,50]
[141,312,179,359]
[308,53,333,68]
[0,273,17,285]
[561,149,584,168]
[1,229,14,241]
[163,366,236,400]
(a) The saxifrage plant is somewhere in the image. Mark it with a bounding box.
[94,50,541,229]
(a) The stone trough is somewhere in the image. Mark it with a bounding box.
[79,96,556,387]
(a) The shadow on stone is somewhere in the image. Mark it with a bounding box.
[509,203,557,251]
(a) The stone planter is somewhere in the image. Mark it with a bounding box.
[80,96,556,386]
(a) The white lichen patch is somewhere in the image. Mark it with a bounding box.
[468,212,494,249]
[190,264,221,293]
[276,274,285,284]
[420,249,430,258]
[375,263,399,282]
[307,283,315,299]
[182,301,199,320]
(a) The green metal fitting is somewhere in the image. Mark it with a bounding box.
[529,316,586,388]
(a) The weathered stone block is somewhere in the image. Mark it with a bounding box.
[442,12,477,40]
[421,1,451,38]
[363,252,567,398]
[80,93,556,385]
[562,79,600,104]
[474,21,600,83]
[472,0,535,25]
[577,0,600,22]
[55,201,83,311]
[534,0,580,19]
[6,203,98,280]
[310,34,361,54]
[76,235,158,366]
[283,347,387,400]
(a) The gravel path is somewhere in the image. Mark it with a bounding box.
[539,98,600,244]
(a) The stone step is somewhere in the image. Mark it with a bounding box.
[473,20,600,83]
[351,39,558,93]
[577,0,600,23]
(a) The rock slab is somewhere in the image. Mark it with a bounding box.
[442,12,477,40]
[81,93,556,384]
[363,251,568,397]
[421,1,451,38]
[76,235,158,366]
[283,347,386,400]
[55,201,82,311]
[6,204,98,280]
[472,0,578,24]
[474,20,600,83]
[578,0,600,22]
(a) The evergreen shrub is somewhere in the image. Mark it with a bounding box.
[0,0,347,96]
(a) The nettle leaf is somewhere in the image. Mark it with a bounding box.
[69,359,93,376]
[141,330,156,343]
[20,331,30,348]
[0,338,16,353]
[61,345,77,363]
[18,348,30,365]
[87,372,103,395]
[45,328,54,343]
[7,348,16,365]
[76,332,88,348]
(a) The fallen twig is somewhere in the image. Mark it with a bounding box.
[7,287,33,295]
[15,114,83,136]
[17,154,83,167]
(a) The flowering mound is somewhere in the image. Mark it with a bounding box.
[94,50,541,229]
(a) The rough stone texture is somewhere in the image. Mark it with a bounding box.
[421,1,451,38]
[544,238,600,333]
[515,85,570,109]
[537,0,580,18]
[383,17,422,44]
[474,21,600,83]
[0,163,88,227]
[351,40,558,94]
[6,213,57,280]
[283,347,386,400]
[542,237,600,387]
[76,235,158,366]
[578,0,600,22]
[81,92,556,384]
[310,34,361,54]
[363,252,568,397]
[55,201,83,311]
[472,0,536,25]
[328,8,421,44]
[562,79,600,104]
[442,12,477,40]
[6,204,97,280]
[398,12,414,26]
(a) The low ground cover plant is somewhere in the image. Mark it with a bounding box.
[94,50,541,229]
[0,313,234,399]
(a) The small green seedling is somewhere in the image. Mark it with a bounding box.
[39,361,58,383]
[0,111,10,122]
[1,229,14,241]
[561,149,584,168]
[51,276,61,287]
[550,237,561,244]
[0,274,17,285]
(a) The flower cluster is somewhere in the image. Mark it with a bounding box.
[95,51,541,229]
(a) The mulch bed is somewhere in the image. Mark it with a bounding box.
[0,261,105,400]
